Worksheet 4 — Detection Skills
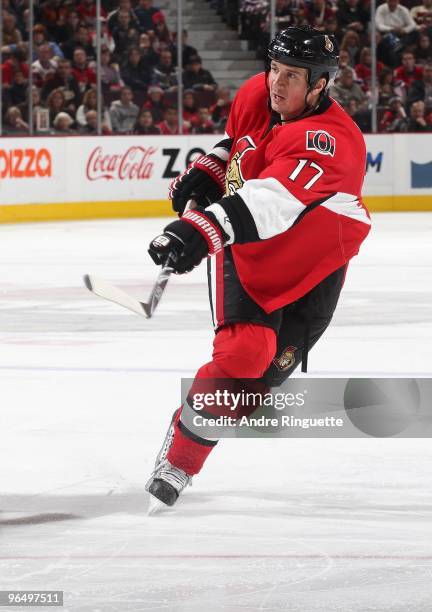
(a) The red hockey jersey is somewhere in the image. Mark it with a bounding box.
[208,72,371,313]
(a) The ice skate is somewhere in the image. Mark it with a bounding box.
[146,409,192,513]
[146,459,191,514]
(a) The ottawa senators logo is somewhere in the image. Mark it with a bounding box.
[273,346,297,371]
[306,130,336,157]
[225,136,256,195]
[324,35,334,53]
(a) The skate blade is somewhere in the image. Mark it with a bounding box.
[147,493,170,516]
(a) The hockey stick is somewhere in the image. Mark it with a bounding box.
[83,201,195,319]
[83,256,174,319]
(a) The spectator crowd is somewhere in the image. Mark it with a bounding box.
[233,0,432,131]
[1,0,231,134]
[2,0,432,134]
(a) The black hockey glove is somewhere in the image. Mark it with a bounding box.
[168,138,232,215]
[148,207,228,274]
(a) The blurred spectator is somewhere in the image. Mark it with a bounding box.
[55,9,80,45]
[355,47,385,92]
[375,0,417,37]
[338,48,358,78]
[108,0,140,33]
[337,0,369,36]
[340,30,361,66]
[133,109,162,134]
[191,107,216,134]
[378,66,399,105]
[404,99,431,130]
[101,47,123,90]
[30,87,47,125]
[139,33,160,70]
[53,111,76,133]
[111,10,140,58]
[379,95,407,131]
[7,69,27,107]
[2,49,29,86]
[330,67,367,105]
[413,33,432,64]
[182,90,198,123]
[78,109,112,134]
[121,46,151,91]
[3,12,22,45]
[274,0,303,29]
[305,0,337,31]
[157,106,188,134]
[255,0,304,60]
[171,29,198,67]
[135,0,164,33]
[32,24,64,60]
[18,86,46,124]
[3,106,28,133]
[407,63,432,107]
[72,48,96,93]
[183,56,217,91]
[152,13,171,49]
[411,0,432,28]
[61,24,95,61]
[394,51,424,88]
[41,59,81,114]
[46,88,70,124]
[152,50,177,91]
[76,87,97,126]
[210,87,232,130]
[76,0,107,27]
[345,98,372,131]
[37,0,68,40]
[91,19,115,53]
[143,84,165,122]
[325,17,343,44]
[32,44,57,88]
[110,86,139,133]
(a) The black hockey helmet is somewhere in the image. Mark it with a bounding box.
[268,26,339,88]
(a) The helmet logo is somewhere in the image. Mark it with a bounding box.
[306,130,336,157]
[324,35,334,53]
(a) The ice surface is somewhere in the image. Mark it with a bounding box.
[1,213,432,611]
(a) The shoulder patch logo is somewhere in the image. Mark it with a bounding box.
[306,130,336,157]
[273,345,297,371]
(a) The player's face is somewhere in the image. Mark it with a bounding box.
[268,61,310,120]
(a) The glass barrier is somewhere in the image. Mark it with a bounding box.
[0,0,384,137]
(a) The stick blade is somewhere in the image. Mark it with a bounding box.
[83,274,148,318]
[142,301,152,318]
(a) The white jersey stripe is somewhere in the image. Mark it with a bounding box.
[210,255,217,329]
[321,192,371,225]
[236,177,306,239]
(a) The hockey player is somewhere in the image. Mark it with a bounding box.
[146,26,371,510]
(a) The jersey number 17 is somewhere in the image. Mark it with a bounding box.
[289,159,324,190]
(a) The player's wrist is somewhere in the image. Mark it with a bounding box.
[206,192,259,246]
[181,207,228,255]
[208,137,233,162]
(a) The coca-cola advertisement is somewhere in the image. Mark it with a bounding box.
[86,145,157,181]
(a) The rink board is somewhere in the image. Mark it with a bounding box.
[1,133,432,222]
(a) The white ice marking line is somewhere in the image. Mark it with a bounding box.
[1,554,432,560]
[0,366,430,377]
[0,365,195,374]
